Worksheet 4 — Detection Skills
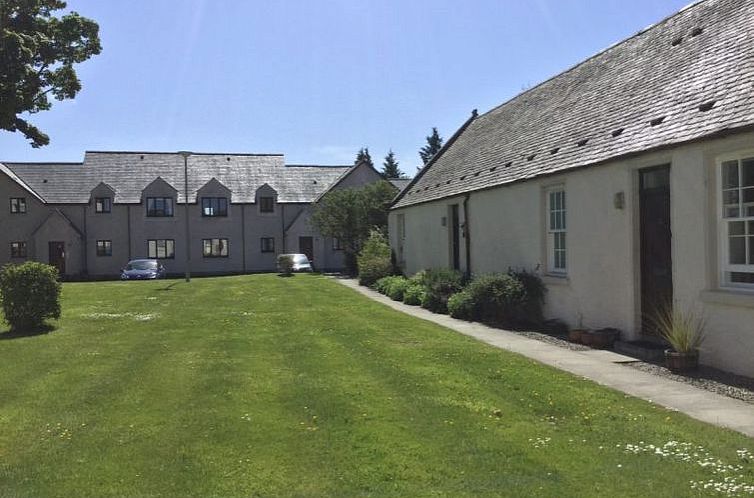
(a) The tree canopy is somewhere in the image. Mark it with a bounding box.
[0,0,101,147]
[381,149,404,179]
[354,147,374,169]
[419,127,444,167]
[310,180,396,274]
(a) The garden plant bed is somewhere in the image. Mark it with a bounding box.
[1,274,752,497]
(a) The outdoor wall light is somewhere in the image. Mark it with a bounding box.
[441,216,447,227]
[614,191,625,210]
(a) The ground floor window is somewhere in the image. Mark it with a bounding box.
[261,237,275,253]
[96,240,112,257]
[546,187,567,274]
[10,241,27,258]
[720,155,754,287]
[203,238,228,258]
[148,239,175,259]
[332,237,343,251]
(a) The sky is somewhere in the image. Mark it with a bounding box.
[1,0,692,174]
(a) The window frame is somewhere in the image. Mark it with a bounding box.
[202,238,229,258]
[546,186,567,275]
[147,239,175,259]
[9,197,26,214]
[94,197,112,213]
[96,240,112,257]
[201,197,228,217]
[259,196,274,213]
[717,151,754,289]
[261,237,275,253]
[10,241,27,258]
[146,197,174,217]
[332,237,343,251]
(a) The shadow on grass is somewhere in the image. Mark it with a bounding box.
[0,323,56,341]
[157,282,179,291]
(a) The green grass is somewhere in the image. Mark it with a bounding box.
[0,274,751,497]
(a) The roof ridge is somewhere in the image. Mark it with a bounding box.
[85,150,284,157]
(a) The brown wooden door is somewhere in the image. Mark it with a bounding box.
[299,236,314,262]
[49,241,66,276]
[639,166,673,334]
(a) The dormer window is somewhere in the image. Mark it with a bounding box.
[146,197,174,217]
[201,197,228,217]
[10,197,26,214]
[95,197,112,213]
[259,196,274,213]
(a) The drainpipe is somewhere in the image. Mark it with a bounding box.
[178,151,192,282]
[127,205,132,260]
[463,193,472,278]
[241,204,247,273]
[82,205,88,277]
[281,204,286,253]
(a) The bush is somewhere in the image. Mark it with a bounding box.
[420,268,465,314]
[402,282,425,306]
[385,277,409,301]
[464,273,525,325]
[447,289,475,320]
[277,255,294,276]
[508,269,546,325]
[373,276,394,294]
[0,262,61,332]
[357,230,393,287]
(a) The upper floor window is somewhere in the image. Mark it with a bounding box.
[146,197,173,217]
[96,240,112,257]
[148,239,175,259]
[259,196,274,213]
[10,197,26,214]
[201,197,228,217]
[10,241,27,258]
[720,155,754,286]
[203,238,228,258]
[547,188,567,274]
[95,197,112,213]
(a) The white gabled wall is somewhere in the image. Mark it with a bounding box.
[390,130,754,377]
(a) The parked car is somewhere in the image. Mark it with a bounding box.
[278,253,313,273]
[120,259,167,280]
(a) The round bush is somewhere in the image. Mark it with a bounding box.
[447,290,475,320]
[358,230,393,287]
[386,277,408,301]
[465,273,525,324]
[0,262,61,331]
[402,282,425,306]
[420,268,465,314]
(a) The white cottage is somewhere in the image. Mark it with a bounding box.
[389,0,754,377]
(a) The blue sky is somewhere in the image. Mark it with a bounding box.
[1,0,690,174]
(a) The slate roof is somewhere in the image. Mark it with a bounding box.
[393,0,754,209]
[1,152,352,204]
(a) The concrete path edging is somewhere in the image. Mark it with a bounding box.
[336,278,754,438]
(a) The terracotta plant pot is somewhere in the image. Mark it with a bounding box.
[665,350,699,373]
[568,329,586,343]
[582,328,620,349]
[580,330,593,346]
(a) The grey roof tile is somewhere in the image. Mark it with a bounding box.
[2,153,351,204]
[393,0,754,208]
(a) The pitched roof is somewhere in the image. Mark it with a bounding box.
[393,0,754,209]
[1,152,351,204]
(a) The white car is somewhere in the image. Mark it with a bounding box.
[278,253,313,272]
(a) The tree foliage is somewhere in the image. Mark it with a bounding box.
[0,0,101,147]
[354,147,374,169]
[381,149,404,179]
[419,127,444,166]
[310,180,396,274]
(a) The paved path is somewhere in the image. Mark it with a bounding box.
[336,278,754,438]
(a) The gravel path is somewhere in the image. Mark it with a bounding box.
[506,328,754,404]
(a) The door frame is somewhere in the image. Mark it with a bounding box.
[298,236,314,262]
[48,241,66,276]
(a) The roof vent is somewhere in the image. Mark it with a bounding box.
[577,139,589,147]
[226,157,231,162]
[446,180,451,184]
[43,179,48,183]
[690,27,703,37]
[435,183,441,187]
[140,155,144,160]
[504,161,513,168]
[473,171,480,177]
[550,147,559,155]
[527,154,536,162]
[612,128,625,137]
[650,116,666,126]
[671,36,683,47]
[698,100,716,112]
[312,180,317,184]
[460,175,466,180]
[490,166,497,172]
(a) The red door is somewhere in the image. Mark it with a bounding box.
[49,241,66,276]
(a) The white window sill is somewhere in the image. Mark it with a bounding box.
[543,273,569,286]
[699,289,754,309]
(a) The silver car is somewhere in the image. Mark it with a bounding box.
[278,253,313,272]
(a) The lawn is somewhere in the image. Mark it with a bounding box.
[0,274,752,497]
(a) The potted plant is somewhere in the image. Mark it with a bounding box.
[583,327,621,349]
[653,306,705,373]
